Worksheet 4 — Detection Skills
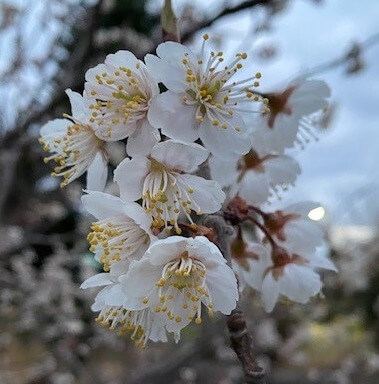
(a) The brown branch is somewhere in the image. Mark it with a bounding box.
[181,0,276,42]
[203,214,266,384]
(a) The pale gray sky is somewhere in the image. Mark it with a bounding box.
[175,0,379,226]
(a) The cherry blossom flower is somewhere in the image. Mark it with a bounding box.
[84,50,160,156]
[251,77,330,153]
[81,262,168,348]
[145,35,267,158]
[121,236,238,334]
[262,201,324,254]
[82,190,156,271]
[231,236,268,292]
[209,149,300,205]
[114,140,225,234]
[39,89,108,190]
[231,241,336,312]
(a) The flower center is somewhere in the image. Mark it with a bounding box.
[40,122,101,188]
[88,63,151,138]
[265,86,295,128]
[142,160,201,234]
[88,216,150,271]
[231,237,259,271]
[180,34,268,131]
[149,252,213,325]
[264,211,301,242]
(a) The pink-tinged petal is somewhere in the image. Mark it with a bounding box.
[148,91,199,142]
[113,157,150,201]
[126,119,160,157]
[80,273,114,289]
[177,174,225,213]
[151,140,209,173]
[81,190,124,220]
[206,264,238,315]
[144,236,188,266]
[238,171,270,206]
[261,273,280,312]
[199,114,250,158]
[264,155,301,185]
[86,151,108,191]
[208,155,238,188]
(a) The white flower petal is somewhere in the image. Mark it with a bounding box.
[208,155,238,188]
[206,264,238,315]
[86,151,108,191]
[81,191,125,220]
[114,157,150,201]
[105,50,139,70]
[281,264,322,304]
[290,79,330,115]
[40,118,70,140]
[80,273,114,289]
[261,273,280,312]
[264,155,301,185]
[284,201,321,217]
[148,91,199,143]
[177,174,225,213]
[189,236,227,267]
[308,253,337,272]
[238,171,270,206]
[199,114,250,158]
[144,236,188,266]
[126,118,160,157]
[65,89,92,123]
[121,258,161,299]
[151,140,209,173]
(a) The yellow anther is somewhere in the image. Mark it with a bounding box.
[203,33,209,40]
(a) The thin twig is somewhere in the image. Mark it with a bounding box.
[181,0,276,42]
[203,214,266,384]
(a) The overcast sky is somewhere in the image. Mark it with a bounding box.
[174,0,379,226]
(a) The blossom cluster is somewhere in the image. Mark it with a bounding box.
[39,34,336,348]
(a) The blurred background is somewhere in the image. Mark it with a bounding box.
[0,0,378,383]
